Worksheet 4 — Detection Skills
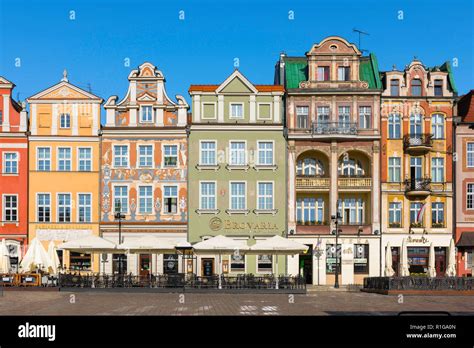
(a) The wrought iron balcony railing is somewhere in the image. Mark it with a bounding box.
[312,122,358,135]
[403,134,433,151]
[405,178,431,193]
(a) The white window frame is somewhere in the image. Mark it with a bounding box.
[431,114,445,139]
[431,202,444,225]
[431,157,445,183]
[140,105,154,123]
[162,185,178,215]
[230,254,247,273]
[36,193,51,222]
[229,181,247,211]
[338,106,351,128]
[59,113,71,129]
[77,193,92,223]
[201,102,217,120]
[337,198,365,224]
[257,102,272,120]
[337,66,350,81]
[77,147,93,172]
[36,146,52,171]
[199,140,217,166]
[467,142,474,168]
[388,202,402,225]
[296,197,325,224]
[388,114,401,139]
[113,184,129,214]
[229,140,247,166]
[199,181,217,210]
[137,144,154,168]
[113,144,129,168]
[358,106,372,129]
[256,254,273,273]
[56,192,72,223]
[467,183,474,210]
[2,194,18,223]
[296,105,309,129]
[229,102,244,119]
[57,147,72,172]
[256,181,274,210]
[256,141,274,166]
[388,157,401,183]
[162,144,178,168]
[138,185,153,214]
[2,151,19,175]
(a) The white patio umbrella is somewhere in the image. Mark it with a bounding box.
[119,236,178,253]
[249,235,309,289]
[384,242,395,277]
[427,242,437,278]
[19,238,52,273]
[446,238,457,277]
[193,235,250,289]
[0,239,11,273]
[47,241,61,274]
[58,235,119,253]
[400,238,410,277]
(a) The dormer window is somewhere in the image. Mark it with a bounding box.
[317,66,330,81]
[140,105,153,123]
[411,79,422,96]
[337,67,350,81]
[434,79,443,96]
[390,79,400,96]
[230,103,244,119]
[60,113,70,128]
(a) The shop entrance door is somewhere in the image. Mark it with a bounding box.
[139,254,151,277]
[299,244,313,284]
[435,247,446,277]
[202,258,214,276]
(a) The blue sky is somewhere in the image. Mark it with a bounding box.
[1,0,473,121]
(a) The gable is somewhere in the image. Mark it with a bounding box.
[220,77,254,94]
[28,81,102,101]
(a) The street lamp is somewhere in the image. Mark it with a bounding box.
[114,201,125,276]
[331,212,342,289]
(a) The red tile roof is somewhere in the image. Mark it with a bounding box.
[458,90,474,122]
[189,85,284,92]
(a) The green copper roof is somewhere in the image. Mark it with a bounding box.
[359,53,382,90]
[439,61,458,94]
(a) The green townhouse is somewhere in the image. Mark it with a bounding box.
[188,70,287,277]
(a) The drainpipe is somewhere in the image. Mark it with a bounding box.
[452,110,458,275]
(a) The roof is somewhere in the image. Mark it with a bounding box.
[360,54,383,90]
[456,232,474,247]
[457,90,474,122]
[432,61,458,94]
[188,84,284,92]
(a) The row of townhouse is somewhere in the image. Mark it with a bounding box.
[0,36,472,283]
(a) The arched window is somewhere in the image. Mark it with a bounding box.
[338,158,364,176]
[297,158,325,176]
[411,79,422,96]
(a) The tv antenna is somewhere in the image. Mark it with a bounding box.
[353,28,370,54]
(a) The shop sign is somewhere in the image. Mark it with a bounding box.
[406,236,429,244]
[209,217,278,231]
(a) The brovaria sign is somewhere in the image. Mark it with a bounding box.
[209,217,279,231]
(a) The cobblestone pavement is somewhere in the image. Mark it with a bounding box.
[1,291,473,315]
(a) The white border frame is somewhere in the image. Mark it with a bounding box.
[56,146,73,172]
[198,140,217,166]
[228,140,247,166]
[229,102,245,120]
[139,104,154,124]
[36,146,52,172]
[77,146,93,172]
[162,184,179,215]
[136,143,155,169]
[2,193,19,223]
[76,192,93,223]
[256,140,275,166]
[198,180,217,210]
[201,102,217,120]
[112,144,130,169]
[56,192,72,223]
[111,183,130,214]
[256,102,272,121]
[137,184,154,215]
[228,181,247,210]
[36,192,51,223]
[2,151,19,175]
[256,181,275,211]
[162,143,179,168]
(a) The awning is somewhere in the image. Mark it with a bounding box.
[192,235,249,253]
[248,235,309,255]
[119,236,180,253]
[58,235,119,253]
[456,232,474,247]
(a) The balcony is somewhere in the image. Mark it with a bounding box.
[312,122,358,135]
[338,177,372,190]
[403,134,433,154]
[296,176,330,191]
[405,178,431,197]
[296,221,330,234]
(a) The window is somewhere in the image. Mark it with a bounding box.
[57,193,71,222]
[163,145,178,167]
[354,244,369,274]
[317,106,330,126]
[467,251,473,269]
[338,198,364,224]
[58,148,71,171]
[359,106,371,129]
[60,113,70,128]
[411,79,422,96]
[338,158,364,176]
[230,103,243,119]
[389,202,402,227]
[432,202,444,227]
[140,106,153,123]
[78,148,92,171]
[230,182,246,210]
[388,157,401,182]
[410,114,422,136]
[163,254,178,274]
[200,182,216,210]
[326,244,341,274]
[410,202,424,225]
[410,157,423,179]
[432,114,444,139]
[114,186,128,213]
[257,255,272,273]
[337,66,350,81]
[138,186,153,214]
[163,186,178,214]
[296,158,324,176]
[467,184,474,209]
[3,153,18,174]
[200,141,216,165]
[257,182,273,210]
[388,114,401,139]
[138,145,153,168]
[37,194,51,222]
[338,106,350,128]
[37,147,51,171]
[78,194,92,222]
[390,79,400,96]
[468,143,474,167]
[434,79,443,97]
[296,106,309,129]
[257,142,273,165]
[296,197,324,224]
[431,158,444,183]
[3,195,17,222]
[113,145,128,168]
[230,254,245,272]
[229,141,246,166]
[69,252,91,271]
[317,66,330,81]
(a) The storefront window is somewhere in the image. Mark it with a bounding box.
[407,247,428,274]
[326,244,341,274]
[230,254,245,273]
[69,252,91,271]
[163,254,178,274]
[257,255,272,273]
[112,254,127,274]
[354,244,369,274]
[467,251,473,270]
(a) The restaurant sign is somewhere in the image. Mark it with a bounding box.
[209,217,278,232]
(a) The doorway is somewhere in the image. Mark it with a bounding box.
[201,258,214,276]
[139,254,151,276]
[299,244,313,284]
[435,247,446,277]
[112,253,127,275]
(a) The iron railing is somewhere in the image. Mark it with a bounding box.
[364,277,474,291]
[403,134,433,150]
[405,178,431,192]
[312,122,358,135]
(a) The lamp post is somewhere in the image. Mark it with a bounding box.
[331,212,342,289]
[114,201,125,276]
